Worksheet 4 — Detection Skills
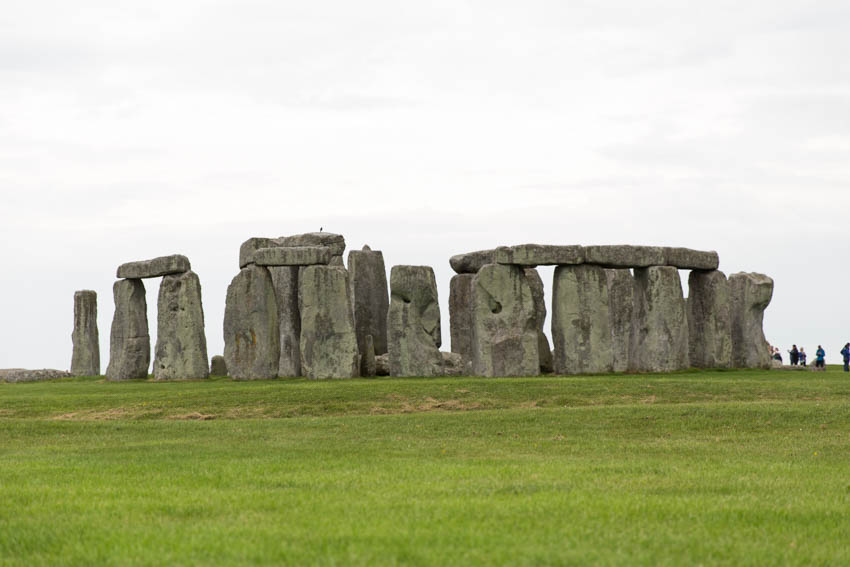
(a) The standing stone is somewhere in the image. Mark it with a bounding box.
[299,265,360,379]
[153,271,209,380]
[552,265,613,375]
[348,245,390,364]
[106,279,150,380]
[449,273,475,363]
[605,269,634,373]
[387,265,443,377]
[629,266,689,372]
[210,355,228,376]
[362,334,377,377]
[729,272,774,369]
[71,290,100,376]
[471,264,539,377]
[688,270,732,368]
[223,265,280,380]
[524,268,554,373]
[268,266,301,377]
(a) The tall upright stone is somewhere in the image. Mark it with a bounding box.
[223,265,280,380]
[688,270,732,368]
[106,279,150,380]
[629,266,689,373]
[606,269,634,373]
[449,273,475,363]
[71,290,100,376]
[153,271,209,380]
[729,272,773,369]
[471,264,539,377]
[524,268,554,373]
[268,266,301,377]
[348,245,390,363]
[552,265,613,375]
[299,265,360,379]
[388,265,443,377]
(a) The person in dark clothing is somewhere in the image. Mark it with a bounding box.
[841,343,850,372]
[799,348,807,366]
[815,346,826,370]
[789,345,799,365]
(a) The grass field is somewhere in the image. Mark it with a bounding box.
[2,368,849,566]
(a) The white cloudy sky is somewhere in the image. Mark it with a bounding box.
[2,0,848,369]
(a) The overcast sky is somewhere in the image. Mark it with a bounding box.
[2,0,848,370]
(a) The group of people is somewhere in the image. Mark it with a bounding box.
[771,344,847,370]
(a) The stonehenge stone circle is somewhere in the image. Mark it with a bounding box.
[153,270,209,380]
[552,264,613,375]
[253,246,332,266]
[449,273,475,365]
[495,244,584,266]
[116,255,191,279]
[629,266,689,372]
[268,266,301,377]
[210,355,228,376]
[605,269,634,373]
[387,265,443,377]
[348,245,390,367]
[687,270,732,368]
[106,279,150,380]
[71,290,100,376]
[223,265,280,380]
[729,272,774,369]
[524,268,554,373]
[298,265,360,379]
[471,264,539,377]
[449,249,495,274]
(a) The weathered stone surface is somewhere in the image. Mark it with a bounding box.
[210,355,228,376]
[116,255,191,279]
[629,266,689,372]
[729,272,774,369]
[375,354,390,376]
[687,270,732,368]
[663,247,719,270]
[0,369,72,383]
[348,245,389,358]
[495,244,585,266]
[239,237,278,268]
[441,351,466,376]
[605,269,634,373]
[552,265,613,375]
[449,249,496,274]
[254,246,331,266]
[268,266,301,377]
[584,245,664,268]
[387,266,443,377]
[449,274,475,361]
[71,290,100,376]
[153,270,209,380]
[471,264,539,377]
[362,334,377,377]
[524,268,554,373]
[223,265,280,380]
[277,232,346,256]
[106,279,150,380]
[299,265,359,379]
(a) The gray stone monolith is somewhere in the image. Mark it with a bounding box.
[605,269,634,373]
[629,266,689,372]
[153,270,209,380]
[495,244,585,266]
[387,265,443,377]
[449,249,496,274]
[688,270,732,368]
[277,232,346,256]
[524,268,554,373]
[299,265,360,379]
[663,248,719,271]
[239,237,278,268]
[268,266,301,377]
[348,245,390,366]
[449,273,475,362]
[471,264,539,377]
[254,246,331,266]
[116,255,191,279]
[552,264,613,375]
[729,272,774,369]
[106,279,150,380]
[362,334,377,377]
[71,290,100,376]
[210,355,228,376]
[584,245,665,268]
[223,265,280,380]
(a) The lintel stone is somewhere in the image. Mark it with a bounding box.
[116,255,191,279]
[253,246,331,266]
[495,244,585,266]
[583,245,664,268]
[663,247,719,271]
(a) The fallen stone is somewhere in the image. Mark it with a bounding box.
[584,245,664,268]
[106,279,150,380]
[524,268,554,373]
[116,255,191,279]
[729,272,774,369]
[387,265,443,377]
[153,271,209,380]
[362,334,377,377]
[254,246,331,266]
[449,274,475,362]
[495,244,585,266]
[375,353,390,376]
[223,265,280,380]
[299,265,360,379]
[552,265,614,375]
[0,369,72,383]
[210,355,228,376]
[348,245,390,358]
[629,266,689,372]
[71,290,100,376]
[449,249,496,274]
[687,270,732,368]
[605,269,634,373]
[268,266,301,377]
[276,232,346,256]
[663,247,719,270]
[441,351,466,376]
[471,264,539,377]
[239,237,278,268]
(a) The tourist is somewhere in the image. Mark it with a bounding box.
[772,346,783,363]
[799,348,807,367]
[815,345,826,370]
[789,345,799,365]
[841,343,850,372]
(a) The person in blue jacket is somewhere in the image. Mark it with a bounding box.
[841,343,850,372]
[815,345,826,370]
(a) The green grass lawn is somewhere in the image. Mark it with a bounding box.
[2,368,850,566]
